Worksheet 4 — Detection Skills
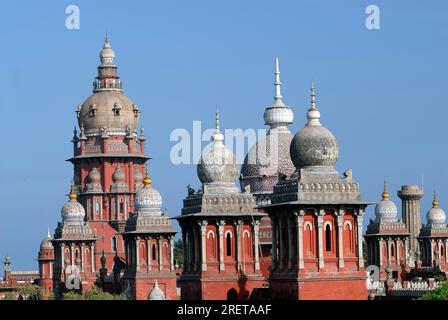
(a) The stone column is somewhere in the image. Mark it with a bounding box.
[386,238,391,266]
[356,211,364,269]
[278,215,285,270]
[90,243,95,273]
[236,220,242,272]
[170,236,175,271]
[396,239,400,266]
[200,221,207,272]
[70,243,75,267]
[61,245,65,271]
[317,210,325,269]
[218,220,225,271]
[337,211,345,269]
[296,213,304,269]
[287,218,294,269]
[81,243,85,272]
[404,238,409,266]
[254,220,260,271]
[136,238,140,272]
[147,238,151,271]
[430,239,435,265]
[379,238,383,267]
[158,236,163,271]
[271,216,278,270]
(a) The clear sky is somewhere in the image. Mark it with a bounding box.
[0,0,447,271]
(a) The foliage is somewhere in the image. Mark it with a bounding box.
[84,286,127,300]
[174,238,183,268]
[2,292,17,300]
[19,285,42,300]
[420,282,448,300]
[62,291,83,300]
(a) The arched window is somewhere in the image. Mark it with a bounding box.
[152,243,157,260]
[112,236,117,252]
[96,200,100,214]
[325,224,332,251]
[119,199,124,214]
[391,243,395,257]
[226,232,232,257]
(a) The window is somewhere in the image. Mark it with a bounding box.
[152,243,157,260]
[391,244,395,257]
[226,232,232,256]
[120,199,124,214]
[96,200,100,214]
[112,236,117,252]
[89,104,97,117]
[325,224,332,251]
[113,102,121,116]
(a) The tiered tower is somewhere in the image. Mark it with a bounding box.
[240,58,295,278]
[37,228,55,296]
[122,167,177,300]
[263,85,372,300]
[176,112,265,300]
[69,36,148,283]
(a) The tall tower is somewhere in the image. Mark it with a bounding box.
[37,228,55,296]
[122,167,177,300]
[70,36,148,278]
[263,85,372,300]
[239,58,295,278]
[176,112,265,300]
[397,185,424,254]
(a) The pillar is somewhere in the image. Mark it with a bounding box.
[254,220,260,271]
[158,236,163,271]
[356,212,364,269]
[170,236,175,271]
[236,220,242,272]
[200,221,207,272]
[147,238,151,271]
[296,213,304,269]
[337,212,345,269]
[317,211,324,269]
[218,220,225,271]
[90,243,95,273]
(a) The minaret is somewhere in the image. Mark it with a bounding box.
[397,185,424,254]
[93,34,122,92]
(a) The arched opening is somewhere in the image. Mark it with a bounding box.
[226,232,232,257]
[152,243,157,261]
[227,288,238,301]
[325,224,332,252]
[391,243,395,257]
[112,236,117,252]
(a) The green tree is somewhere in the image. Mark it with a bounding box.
[84,286,127,300]
[2,292,17,300]
[62,291,83,300]
[420,282,448,300]
[19,285,42,300]
[174,238,183,268]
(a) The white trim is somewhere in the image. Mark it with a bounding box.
[304,221,313,231]
[324,221,333,231]
[242,230,251,238]
[225,230,233,238]
[344,221,353,230]
[207,230,215,239]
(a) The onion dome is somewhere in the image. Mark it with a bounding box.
[240,58,295,193]
[39,227,53,251]
[290,83,339,169]
[427,191,446,227]
[77,36,140,135]
[197,111,239,186]
[149,281,165,300]
[374,181,398,223]
[134,165,163,216]
[61,182,86,225]
[134,166,144,190]
[88,167,101,183]
[112,164,125,183]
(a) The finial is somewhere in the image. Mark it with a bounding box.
[274,57,282,100]
[69,180,77,201]
[216,109,220,132]
[47,227,51,238]
[104,33,110,48]
[306,82,321,126]
[143,163,152,188]
[381,180,390,200]
[433,191,439,208]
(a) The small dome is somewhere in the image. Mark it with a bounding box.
[134,166,143,183]
[149,281,165,300]
[290,85,338,169]
[61,184,85,225]
[374,182,398,223]
[134,169,163,216]
[197,112,239,185]
[427,192,446,227]
[100,35,116,64]
[88,167,101,183]
[40,229,53,251]
[112,165,126,183]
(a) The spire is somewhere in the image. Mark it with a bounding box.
[69,180,77,202]
[95,34,122,92]
[274,57,283,101]
[143,163,152,188]
[212,110,224,142]
[433,191,439,208]
[47,226,51,239]
[306,82,321,126]
[381,180,390,200]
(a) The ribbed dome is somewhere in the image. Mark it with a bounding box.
[134,166,143,183]
[88,167,101,183]
[427,193,446,227]
[78,91,139,134]
[39,229,53,251]
[134,171,163,216]
[61,184,85,225]
[100,35,115,64]
[290,85,339,169]
[112,165,125,183]
[197,112,239,185]
[374,182,398,223]
[149,281,165,300]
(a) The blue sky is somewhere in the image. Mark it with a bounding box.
[0,0,447,270]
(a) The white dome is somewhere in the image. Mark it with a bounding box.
[374,183,398,223]
[427,194,446,227]
[134,175,163,216]
[39,230,53,251]
[61,186,85,225]
[149,281,165,300]
[197,113,239,185]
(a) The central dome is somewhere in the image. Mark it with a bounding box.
[197,112,239,185]
[290,84,339,169]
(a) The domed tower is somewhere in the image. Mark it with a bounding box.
[176,112,266,300]
[419,192,448,270]
[52,182,96,296]
[68,36,149,284]
[262,84,373,300]
[365,182,410,281]
[37,228,55,296]
[239,59,295,278]
[122,166,177,300]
